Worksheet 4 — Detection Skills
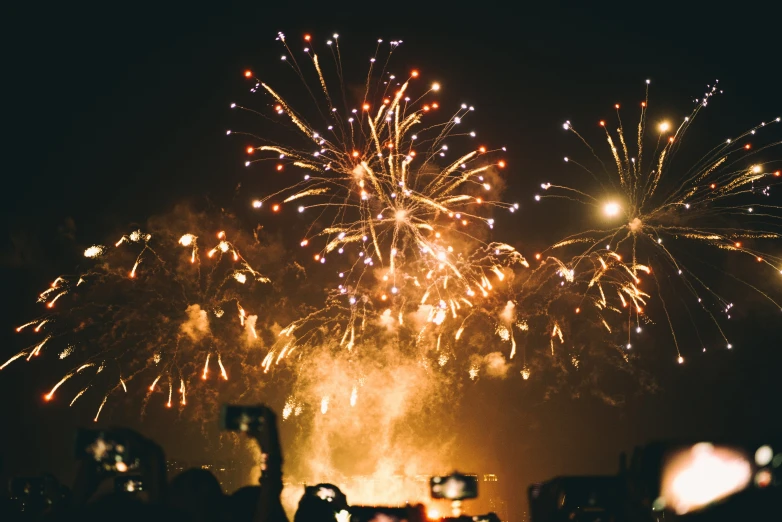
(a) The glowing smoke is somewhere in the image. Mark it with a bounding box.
[180,304,210,342]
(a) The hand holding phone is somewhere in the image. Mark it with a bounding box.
[221,404,287,521]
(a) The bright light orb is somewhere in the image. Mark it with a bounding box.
[659,121,671,133]
[603,201,621,217]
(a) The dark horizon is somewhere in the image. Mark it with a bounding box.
[2,3,781,520]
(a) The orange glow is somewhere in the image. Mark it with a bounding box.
[362,103,370,111]
[744,144,751,150]
[599,120,606,126]
[409,151,416,157]
[276,164,283,171]
[641,102,646,107]
[432,102,439,109]
[352,151,359,157]
[757,257,763,262]
[478,146,486,153]
[775,171,781,177]
[387,142,394,149]
[272,204,280,212]
[304,34,311,41]
[218,231,225,238]
[476,198,482,204]
[735,242,742,248]
[710,183,716,189]
[498,160,506,168]
[244,70,252,78]
[129,272,135,278]
[246,146,254,154]
[615,104,620,109]
[423,105,430,112]
[383,98,390,104]
[381,294,387,301]
[535,253,541,260]
[669,137,674,142]
[314,254,320,261]
[46,303,54,308]
[462,220,468,225]
[575,307,580,314]
[44,394,52,402]
[411,70,419,77]
[274,104,282,111]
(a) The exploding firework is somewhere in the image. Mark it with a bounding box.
[4,208,274,420]
[534,80,782,363]
[230,33,532,373]
[224,35,580,496]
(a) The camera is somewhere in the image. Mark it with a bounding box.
[220,404,269,432]
[430,472,479,501]
[74,429,140,473]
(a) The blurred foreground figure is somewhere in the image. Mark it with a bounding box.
[293,483,349,522]
[220,405,288,522]
[529,439,782,521]
[167,468,224,522]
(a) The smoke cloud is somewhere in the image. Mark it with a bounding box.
[180,304,210,342]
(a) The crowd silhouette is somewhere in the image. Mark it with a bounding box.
[0,408,335,522]
[2,406,779,521]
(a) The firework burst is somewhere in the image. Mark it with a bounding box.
[5,210,272,420]
[230,33,530,371]
[535,80,782,362]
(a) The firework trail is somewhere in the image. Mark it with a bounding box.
[4,208,273,420]
[534,80,782,363]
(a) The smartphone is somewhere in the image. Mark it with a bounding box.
[74,429,139,473]
[527,476,619,522]
[115,475,144,493]
[349,505,426,522]
[430,473,479,501]
[220,404,268,432]
[8,477,45,499]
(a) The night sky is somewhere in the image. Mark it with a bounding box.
[2,2,781,519]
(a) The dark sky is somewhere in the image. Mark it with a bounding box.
[1,2,781,518]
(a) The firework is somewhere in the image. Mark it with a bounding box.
[4,210,271,420]
[231,33,531,370]
[535,80,782,362]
